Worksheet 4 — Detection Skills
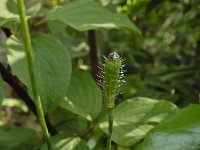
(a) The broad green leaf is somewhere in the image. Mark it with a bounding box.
[100,97,178,147]
[45,0,140,34]
[0,126,41,150]
[138,104,200,150]
[32,33,72,113]
[41,133,89,150]
[0,0,19,26]
[60,69,102,121]
[6,33,72,113]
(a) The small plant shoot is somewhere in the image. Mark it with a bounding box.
[98,52,125,150]
[98,52,125,108]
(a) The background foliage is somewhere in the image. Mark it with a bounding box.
[0,0,199,149]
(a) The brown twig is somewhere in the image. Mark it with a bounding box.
[87,30,99,82]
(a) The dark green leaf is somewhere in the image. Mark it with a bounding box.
[49,107,89,136]
[138,104,200,150]
[60,69,102,121]
[100,97,178,147]
[0,126,41,150]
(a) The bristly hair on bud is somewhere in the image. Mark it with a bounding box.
[97,52,125,108]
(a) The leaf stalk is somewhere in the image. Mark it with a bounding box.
[16,0,52,149]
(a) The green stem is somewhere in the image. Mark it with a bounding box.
[106,108,113,150]
[16,0,52,149]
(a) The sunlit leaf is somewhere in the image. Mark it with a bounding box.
[41,133,89,150]
[100,97,178,146]
[0,0,19,26]
[45,0,140,34]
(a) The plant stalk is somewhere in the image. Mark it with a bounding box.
[106,108,113,150]
[87,30,99,81]
[16,0,52,149]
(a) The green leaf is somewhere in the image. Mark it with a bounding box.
[0,126,41,150]
[26,2,41,17]
[0,76,3,108]
[99,97,178,147]
[0,0,19,26]
[138,104,200,150]
[49,107,89,136]
[60,69,102,121]
[45,0,140,34]
[2,98,28,112]
[41,133,89,150]
[6,36,30,87]
[6,33,72,113]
